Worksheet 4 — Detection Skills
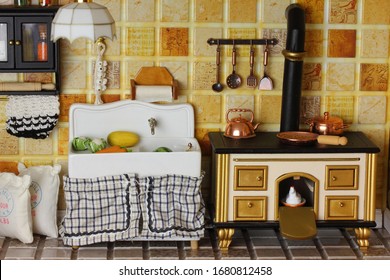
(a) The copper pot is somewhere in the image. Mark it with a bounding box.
[307,112,348,135]
[224,108,260,139]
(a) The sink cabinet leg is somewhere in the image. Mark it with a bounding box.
[190,240,199,250]
[354,227,370,250]
[217,228,235,251]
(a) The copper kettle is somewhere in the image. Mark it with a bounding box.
[224,108,259,139]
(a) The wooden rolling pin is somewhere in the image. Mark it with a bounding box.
[0,82,56,91]
[317,135,348,146]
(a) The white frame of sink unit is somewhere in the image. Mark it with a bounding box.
[68,100,202,178]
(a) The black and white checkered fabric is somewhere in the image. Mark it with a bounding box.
[138,174,205,239]
[59,174,141,246]
[59,173,205,246]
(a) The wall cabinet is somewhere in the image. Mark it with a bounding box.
[209,132,380,251]
[0,6,60,95]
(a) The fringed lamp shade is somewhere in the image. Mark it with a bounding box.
[51,2,116,43]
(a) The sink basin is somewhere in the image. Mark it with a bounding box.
[68,100,202,178]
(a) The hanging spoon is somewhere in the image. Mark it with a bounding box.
[226,42,242,89]
[212,42,223,92]
[258,42,274,90]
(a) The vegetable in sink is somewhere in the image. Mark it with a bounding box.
[107,131,139,147]
[153,147,172,152]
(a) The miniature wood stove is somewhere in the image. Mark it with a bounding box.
[209,132,379,250]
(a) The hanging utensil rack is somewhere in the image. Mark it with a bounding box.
[207,38,278,46]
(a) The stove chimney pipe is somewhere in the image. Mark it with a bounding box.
[280,4,306,132]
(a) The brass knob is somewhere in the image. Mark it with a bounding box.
[332,176,337,181]
[256,176,262,181]
[9,40,14,45]
[247,202,253,208]
[339,202,344,207]
[15,40,21,46]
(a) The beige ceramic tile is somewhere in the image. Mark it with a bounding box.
[160,61,188,89]
[126,28,155,56]
[0,129,19,155]
[297,0,324,24]
[58,127,69,156]
[358,96,387,124]
[95,0,121,22]
[160,28,189,56]
[161,0,189,22]
[300,96,321,123]
[262,29,287,56]
[61,61,87,89]
[59,38,87,57]
[25,136,53,155]
[302,63,322,91]
[194,0,223,22]
[360,64,389,91]
[92,61,120,89]
[259,96,281,124]
[127,0,155,22]
[326,63,355,91]
[191,95,221,123]
[328,30,356,58]
[228,0,257,23]
[363,0,390,24]
[194,28,223,57]
[305,29,323,57]
[263,0,290,23]
[193,61,215,90]
[361,30,390,58]
[329,0,358,24]
[325,96,354,123]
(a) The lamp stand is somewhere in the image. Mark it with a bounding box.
[94,38,108,105]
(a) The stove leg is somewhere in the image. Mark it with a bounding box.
[217,228,234,251]
[354,227,370,250]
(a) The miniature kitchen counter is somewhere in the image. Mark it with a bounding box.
[209,131,380,250]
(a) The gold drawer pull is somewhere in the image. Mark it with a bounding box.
[9,40,14,45]
[256,176,263,181]
[15,40,21,46]
[247,202,253,208]
[332,176,337,181]
[339,202,344,207]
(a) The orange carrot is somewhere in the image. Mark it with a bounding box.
[95,145,127,153]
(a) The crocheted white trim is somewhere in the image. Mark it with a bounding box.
[6,95,59,119]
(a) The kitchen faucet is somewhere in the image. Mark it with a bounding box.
[148,117,157,135]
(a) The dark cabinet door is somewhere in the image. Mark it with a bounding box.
[14,16,55,70]
[0,17,14,69]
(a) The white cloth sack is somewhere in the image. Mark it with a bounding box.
[18,163,61,238]
[0,173,33,243]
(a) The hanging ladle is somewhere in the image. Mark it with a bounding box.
[258,42,274,90]
[212,42,223,92]
[226,41,242,89]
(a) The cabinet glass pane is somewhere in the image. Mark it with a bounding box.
[22,23,48,62]
[0,23,7,62]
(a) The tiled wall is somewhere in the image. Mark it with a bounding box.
[0,0,389,210]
